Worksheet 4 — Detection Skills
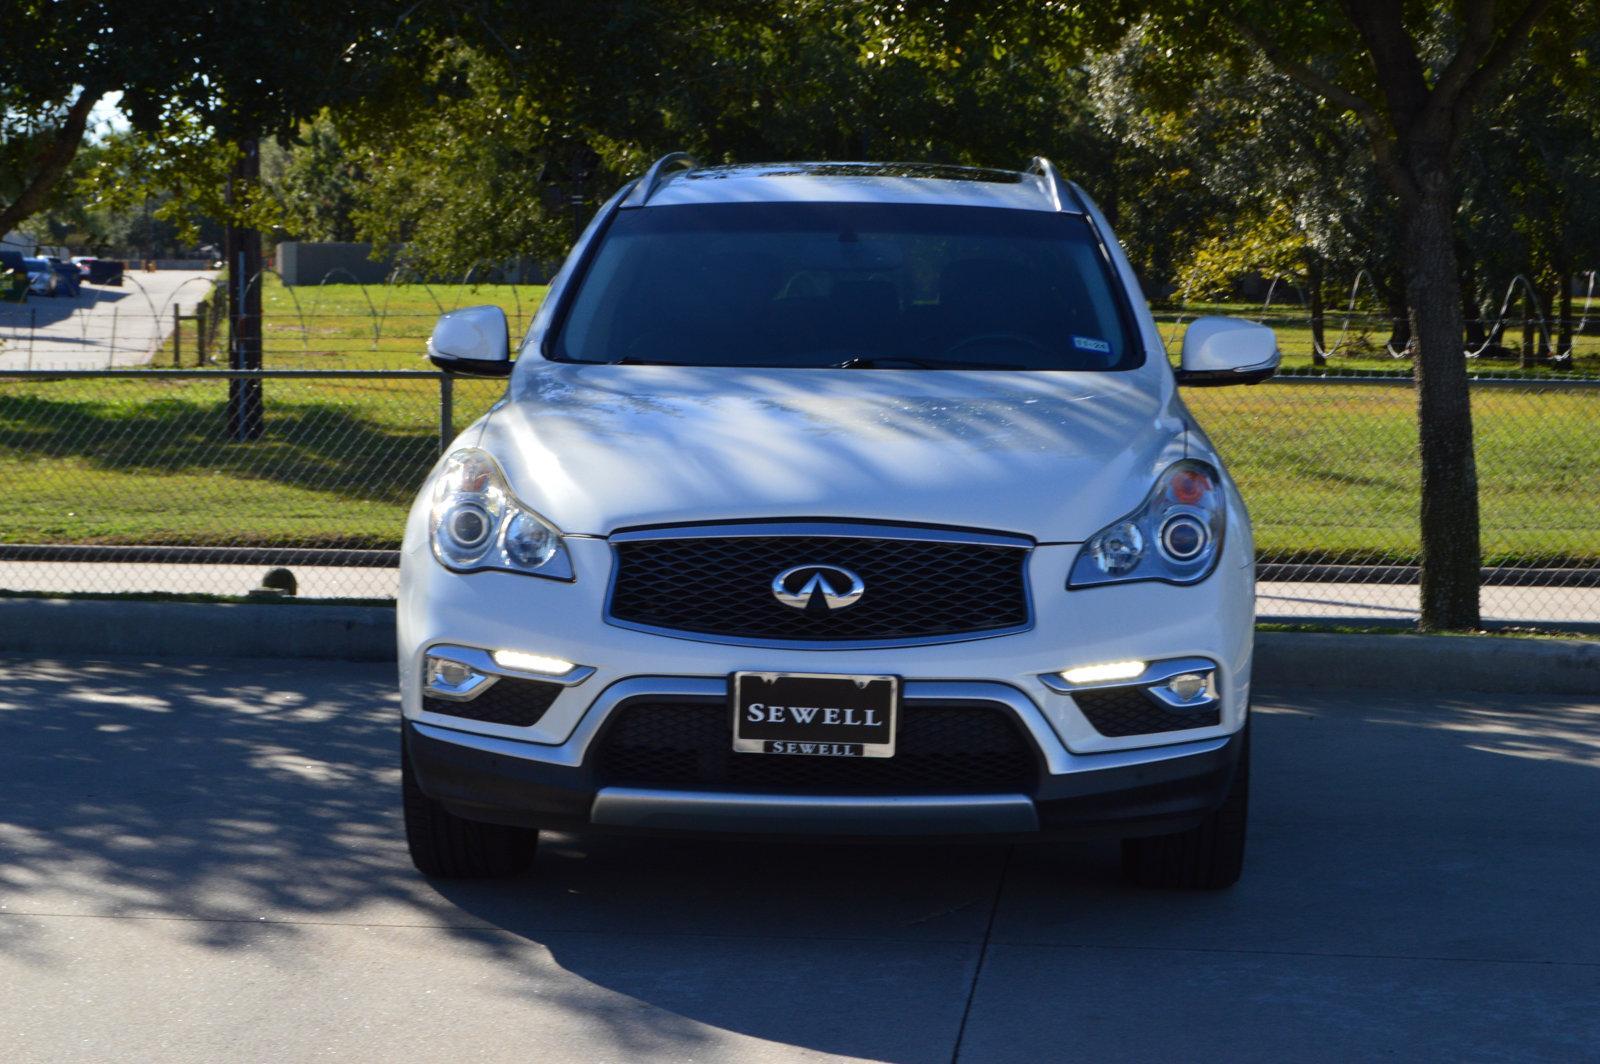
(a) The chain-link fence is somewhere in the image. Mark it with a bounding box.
[1,367,1596,626]
[0,273,551,372]
[1187,377,1600,627]
[0,369,506,599]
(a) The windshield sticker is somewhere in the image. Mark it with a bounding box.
[1073,336,1112,354]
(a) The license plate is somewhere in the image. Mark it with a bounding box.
[732,672,899,758]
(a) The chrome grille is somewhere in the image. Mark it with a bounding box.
[606,526,1031,644]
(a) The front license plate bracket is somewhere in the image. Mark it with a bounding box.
[731,672,899,758]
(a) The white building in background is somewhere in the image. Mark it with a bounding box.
[2,232,34,255]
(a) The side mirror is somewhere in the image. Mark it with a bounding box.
[1176,316,1280,386]
[427,305,511,376]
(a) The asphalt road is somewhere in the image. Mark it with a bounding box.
[0,270,218,369]
[3,657,1599,1063]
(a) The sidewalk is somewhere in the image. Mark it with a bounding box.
[2,558,1597,626]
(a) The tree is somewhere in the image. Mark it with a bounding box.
[1088,30,1405,359]
[1459,29,1600,364]
[5,1,431,438]
[266,112,368,244]
[319,0,1107,275]
[1096,2,1580,629]
[0,86,101,237]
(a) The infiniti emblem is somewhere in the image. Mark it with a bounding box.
[771,564,866,611]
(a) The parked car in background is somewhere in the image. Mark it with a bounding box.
[21,258,58,297]
[73,257,124,286]
[0,250,28,302]
[46,257,81,297]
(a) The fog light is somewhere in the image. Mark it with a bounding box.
[1060,660,1146,685]
[429,658,474,687]
[1166,672,1209,702]
[491,649,575,675]
[424,653,494,700]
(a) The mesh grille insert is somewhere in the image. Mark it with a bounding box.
[423,677,562,727]
[596,700,1037,793]
[1074,687,1221,737]
[608,532,1030,642]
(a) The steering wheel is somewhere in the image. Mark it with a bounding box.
[940,332,1055,360]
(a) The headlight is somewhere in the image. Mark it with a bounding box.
[430,448,574,580]
[1068,460,1225,587]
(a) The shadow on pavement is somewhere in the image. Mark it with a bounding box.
[0,286,134,330]
[0,658,1015,1060]
[4,658,1600,1061]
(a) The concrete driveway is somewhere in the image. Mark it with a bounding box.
[2,657,1598,1062]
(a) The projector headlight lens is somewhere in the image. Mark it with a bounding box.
[1159,514,1209,562]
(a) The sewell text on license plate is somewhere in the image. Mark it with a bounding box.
[731,672,899,758]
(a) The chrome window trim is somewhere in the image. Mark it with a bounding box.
[410,676,1233,777]
[604,520,1035,648]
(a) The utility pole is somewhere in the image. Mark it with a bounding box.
[225,138,263,441]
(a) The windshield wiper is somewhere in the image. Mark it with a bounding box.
[834,356,1028,371]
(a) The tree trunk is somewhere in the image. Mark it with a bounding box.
[1308,258,1327,367]
[1382,286,1410,356]
[225,139,264,442]
[1519,286,1536,369]
[1459,258,1486,351]
[1557,270,1574,363]
[1402,193,1481,629]
[0,88,99,236]
[1543,282,1558,359]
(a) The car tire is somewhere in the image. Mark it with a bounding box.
[402,739,539,878]
[1120,724,1249,890]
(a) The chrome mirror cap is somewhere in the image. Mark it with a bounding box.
[428,305,512,377]
[1176,316,1279,387]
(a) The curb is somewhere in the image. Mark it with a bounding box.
[1,599,1597,695]
[0,598,396,663]
[1252,631,1600,696]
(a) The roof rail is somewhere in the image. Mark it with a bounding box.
[623,152,698,207]
[1026,156,1084,213]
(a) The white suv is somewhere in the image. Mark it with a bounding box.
[399,157,1278,888]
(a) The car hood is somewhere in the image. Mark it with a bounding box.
[481,364,1185,541]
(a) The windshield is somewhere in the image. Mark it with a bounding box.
[552,202,1140,370]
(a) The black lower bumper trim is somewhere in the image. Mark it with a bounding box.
[403,720,1244,840]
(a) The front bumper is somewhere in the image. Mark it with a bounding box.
[405,676,1246,840]
[399,514,1256,839]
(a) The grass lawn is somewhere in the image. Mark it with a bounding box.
[1185,382,1599,566]
[158,277,550,371]
[1158,297,1600,379]
[0,372,509,548]
[3,279,1595,566]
